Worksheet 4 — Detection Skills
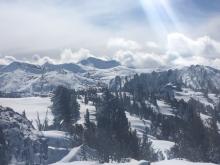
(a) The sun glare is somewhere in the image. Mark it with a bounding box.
[140,0,181,39]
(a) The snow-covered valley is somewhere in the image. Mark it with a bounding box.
[0,97,175,159]
[0,95,218,165]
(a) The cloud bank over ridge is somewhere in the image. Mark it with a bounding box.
[1,33,220,69]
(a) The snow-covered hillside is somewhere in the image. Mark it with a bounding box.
[0,58,141,94]
[1,62,220,165]
[178,65,220,92]
[0,96,176,161]
[0,97,53,127]
[1,59,220,97]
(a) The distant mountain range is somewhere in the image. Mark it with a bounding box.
[0,57,220,96]
[79,57,120,69]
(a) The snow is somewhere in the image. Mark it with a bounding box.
[42,130,70,139]
[151,140,175,160]
[51,159,218,165]
[0,96,210,165]
[152,159,217,165]
[77,100,96,124]
[200,113,211,127]
[52,161,98,165]
[125,112,151,138]
[0,60,157,94]
[59,145,82,163]
[0,97,98,128]
[0,97,53,127]
[175,88,217,108]
[157,100,175,116]
[52,159,148,165]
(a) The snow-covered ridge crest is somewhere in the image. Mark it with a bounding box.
[1,58,220,95]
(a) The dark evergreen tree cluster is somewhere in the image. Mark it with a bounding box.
[96,90,139,162]
[81,89,158,163]
[170,99,220,163]
[77,88,101,105]
[49,72,220,164]
[51,86,80,133]
[119,73,220,164]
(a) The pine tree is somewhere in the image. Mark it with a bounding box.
[84,94,89,104]
[96,89,140,162]
[139,128,158,161]
[84,109,90,128]
[51,86,80,132]
[207,117,220,163]
[84,109,96,147]
[0,127,8,165]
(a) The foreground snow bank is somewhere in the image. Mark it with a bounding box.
[152,159,217,165]
[42,131,73,164]
[51,159,217,165]
[52,159,149,165]
[58,145,98,163]
[151,140,174,160]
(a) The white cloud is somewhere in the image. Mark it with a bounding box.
[146,41,159,49]
[163,33,220,68]
[60,48,94,63]
[112,50,164,68]
[32,54,56,65]
[1,33,220,69]
[0,48,94,65]
[107,38,141,50]
[167,33,220,59]
[108,33,220,69]
[0,55,18,65]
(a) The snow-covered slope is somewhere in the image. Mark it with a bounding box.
[0,97,53,128]
[153,159,217,165]
[1,59,220,96]
[0,59,139,94]
[178,65,220,92]
[1,94,219,164]
[51,159,218,165]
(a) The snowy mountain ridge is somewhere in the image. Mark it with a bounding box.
[0,57,220,95]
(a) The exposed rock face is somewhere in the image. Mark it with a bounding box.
[0,106,48,165]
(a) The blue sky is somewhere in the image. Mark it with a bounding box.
[0,0,220,68]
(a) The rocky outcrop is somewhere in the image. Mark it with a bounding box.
[0,106,48,165]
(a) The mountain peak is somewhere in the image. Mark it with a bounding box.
[0,61,42,74]
[79,57,120,69]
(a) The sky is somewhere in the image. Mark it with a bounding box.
[0,0,220,68]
